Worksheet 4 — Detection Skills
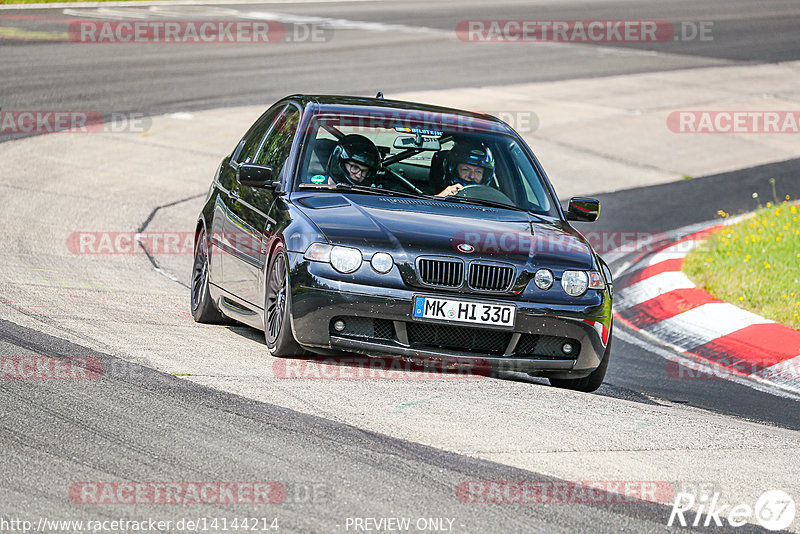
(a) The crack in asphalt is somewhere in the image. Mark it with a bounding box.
[135,191,206,289]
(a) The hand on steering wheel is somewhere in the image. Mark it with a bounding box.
[436,183,464,197]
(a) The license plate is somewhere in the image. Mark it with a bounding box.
[412,296,515,327]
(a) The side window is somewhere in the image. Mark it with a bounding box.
[233,105,286,165]
[508,141,551,214]
[253,106,300,177]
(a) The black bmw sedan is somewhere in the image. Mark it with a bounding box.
[192,94,613,392]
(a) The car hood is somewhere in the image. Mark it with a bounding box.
[294,193,595,269]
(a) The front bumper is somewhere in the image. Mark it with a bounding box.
[287,254,611,377]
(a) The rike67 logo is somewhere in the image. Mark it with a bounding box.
[668,489,795,530]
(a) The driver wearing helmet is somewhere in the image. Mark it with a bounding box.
[435,140,495,197]
[318,134,382,187]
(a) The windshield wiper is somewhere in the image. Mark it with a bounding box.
[436,194,551,221]
[436,195,527,213]
[298,182,430,200]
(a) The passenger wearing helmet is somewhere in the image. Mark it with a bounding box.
[435,140,495,197]
[315,134,382,186]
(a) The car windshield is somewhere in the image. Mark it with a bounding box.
[295,113,558,216]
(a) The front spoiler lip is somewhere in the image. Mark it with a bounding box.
[326,336,576,372]
[288,252,611,374]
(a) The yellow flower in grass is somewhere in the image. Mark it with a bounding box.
[764,263,771,269]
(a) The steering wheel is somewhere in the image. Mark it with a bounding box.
[454,184,515,205]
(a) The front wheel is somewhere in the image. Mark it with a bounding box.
[548,332,612,393]
[264,244,305,357]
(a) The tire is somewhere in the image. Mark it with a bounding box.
[264,243,305,357]
[190,227,228,323]
[549,332,612,393]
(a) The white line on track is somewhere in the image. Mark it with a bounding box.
[760,355,800,389]
[62,6,240,19]
[241,10,448,35]
[615,328,800,400]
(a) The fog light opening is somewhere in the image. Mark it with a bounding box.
[562,342,574,355]
[333,319,346,332]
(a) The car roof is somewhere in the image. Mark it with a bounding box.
[280,94,515,134]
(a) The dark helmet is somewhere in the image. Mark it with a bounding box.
[445,141,495,186]
[327,134,381,184]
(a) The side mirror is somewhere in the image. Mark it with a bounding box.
[238,164,278,188]
[566,197,600,222]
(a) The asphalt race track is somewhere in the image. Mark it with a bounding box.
[2,1,800,532]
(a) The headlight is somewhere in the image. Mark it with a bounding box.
[329,246,362,273]
[561,270,589,296]
[371,252,394,274]
[304,243,332,262]
[304,243,363,274]
[588,271,605,290]
[534,269,554,290]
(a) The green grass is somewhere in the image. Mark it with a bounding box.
[684,198,800,330]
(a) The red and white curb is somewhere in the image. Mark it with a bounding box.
[612,220,800,395]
